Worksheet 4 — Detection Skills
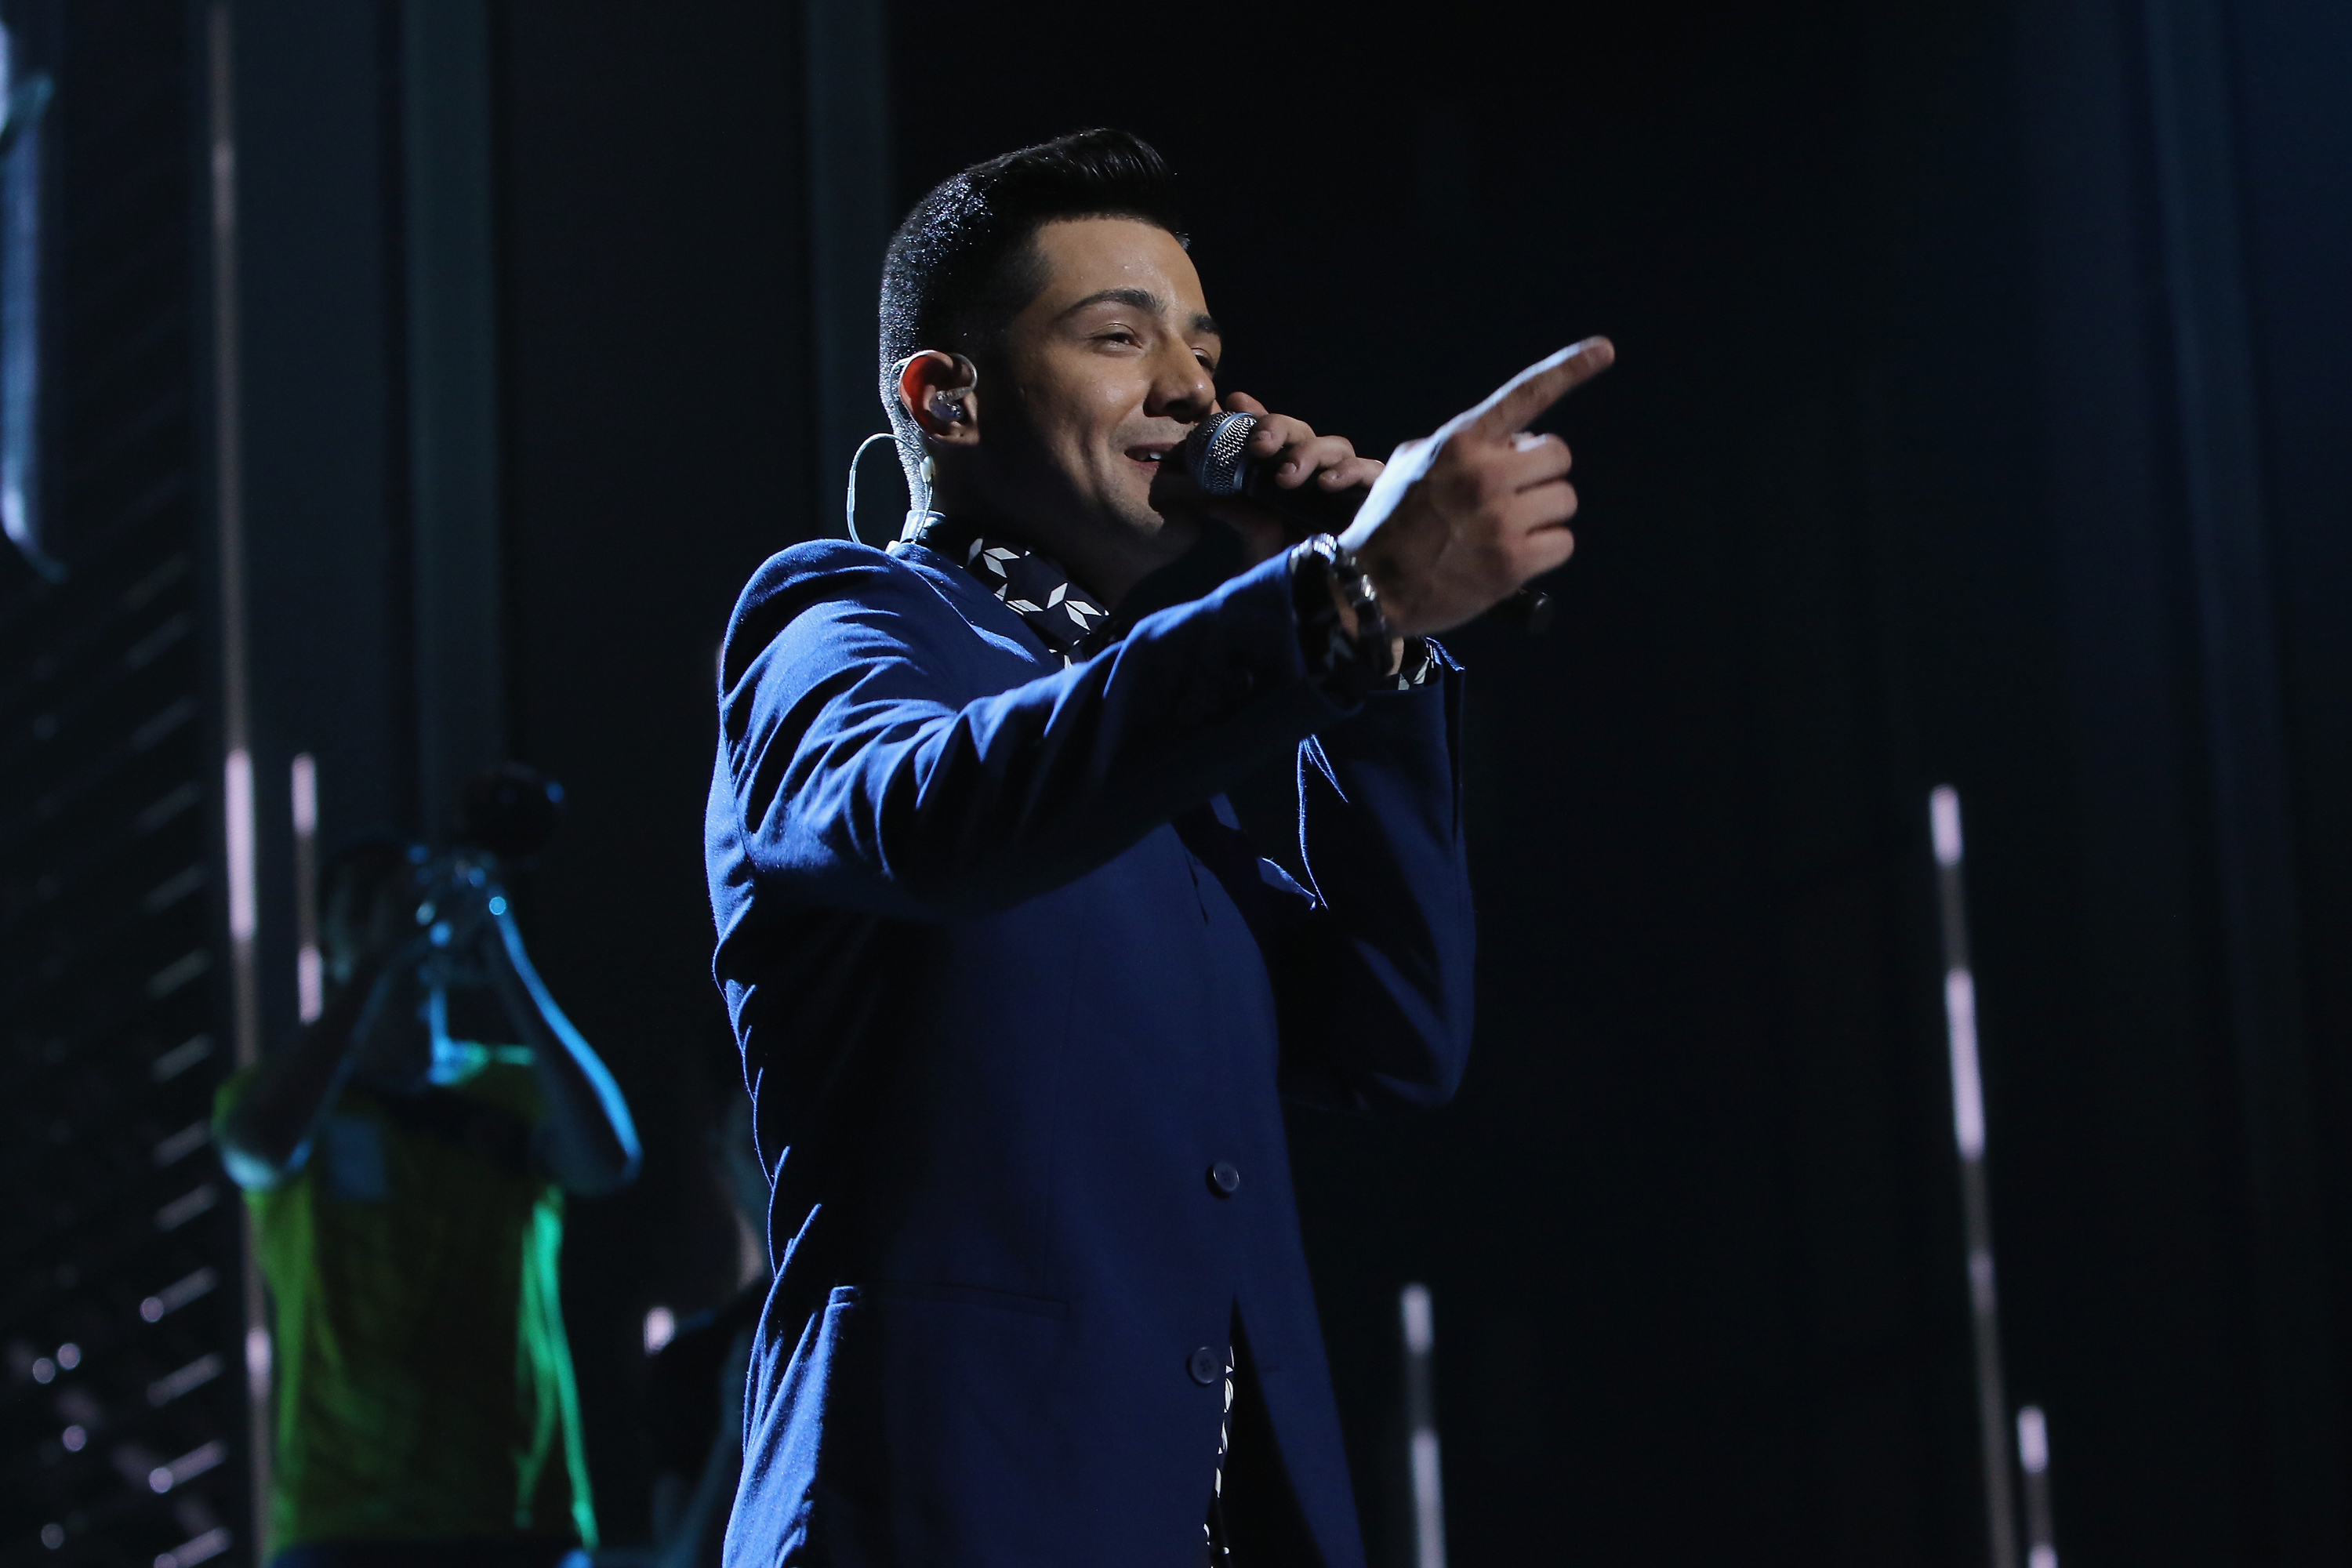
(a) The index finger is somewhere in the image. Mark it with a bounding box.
[1466,336,1615,440]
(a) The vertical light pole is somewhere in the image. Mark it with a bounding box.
[291,754,321,1021]
[205,4,271,1554]
[2017,1405,2057,1568]
[1400,1283,1446,1568]
[1932,786,2017,1568]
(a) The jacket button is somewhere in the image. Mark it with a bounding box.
[1208,1160,1242,1196]
[1188,1346,1223,1387]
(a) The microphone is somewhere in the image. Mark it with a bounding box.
[1181,412,1553,631]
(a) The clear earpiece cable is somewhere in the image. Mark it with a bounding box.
[844,431,900,546]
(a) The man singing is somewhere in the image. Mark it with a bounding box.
[704,129,1611,1566]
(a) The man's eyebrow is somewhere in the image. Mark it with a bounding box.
[1062,287,1165,318]
[1059,288,1222,339]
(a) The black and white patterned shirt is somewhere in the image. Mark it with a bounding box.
[900,510,1436,698]
[901,512,1114,666]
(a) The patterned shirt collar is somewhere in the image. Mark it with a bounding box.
[901,510,1113,666]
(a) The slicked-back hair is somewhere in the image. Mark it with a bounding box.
[877,129,1187,492]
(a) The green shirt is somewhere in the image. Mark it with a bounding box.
[217,1055,597,1553]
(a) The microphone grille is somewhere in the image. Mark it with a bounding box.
[1183,412,1259,497]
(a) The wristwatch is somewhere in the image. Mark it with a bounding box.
[1288,535,1432,693]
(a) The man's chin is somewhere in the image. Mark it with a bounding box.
[1116,494,1202,554]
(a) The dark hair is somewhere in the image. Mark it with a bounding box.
[877,129,1186,489]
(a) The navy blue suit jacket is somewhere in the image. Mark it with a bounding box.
[704,537,1475,1566]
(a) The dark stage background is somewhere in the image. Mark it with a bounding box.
[4,2,2350,1566]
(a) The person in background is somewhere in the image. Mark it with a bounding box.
[216,835,641,1568]
[636,1079,771,1568]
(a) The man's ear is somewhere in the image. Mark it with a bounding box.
[896,350,982,449]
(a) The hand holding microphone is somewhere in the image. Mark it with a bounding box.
[1178,395,1381,561]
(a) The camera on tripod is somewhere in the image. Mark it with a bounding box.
[407,764,566,965]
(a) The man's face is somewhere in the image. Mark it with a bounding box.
[972,218,1221,591]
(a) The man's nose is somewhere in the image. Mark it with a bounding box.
[1147,343,1214,420]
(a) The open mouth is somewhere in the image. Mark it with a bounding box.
[1125,441,1177,473]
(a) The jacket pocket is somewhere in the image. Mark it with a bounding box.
[769,1280,1074,1563]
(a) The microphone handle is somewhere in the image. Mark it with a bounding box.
[1237,469,1552,633]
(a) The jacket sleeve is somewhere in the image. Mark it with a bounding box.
[1166,656,1475,1114]
[719,540,1344,920]
[1269,662,1475,1112]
